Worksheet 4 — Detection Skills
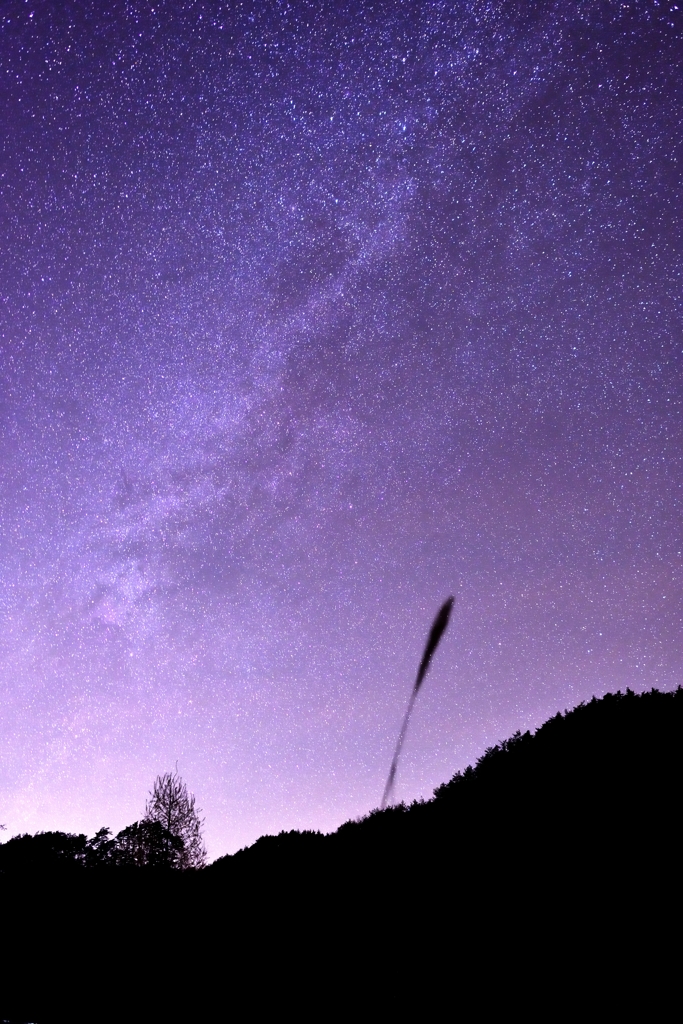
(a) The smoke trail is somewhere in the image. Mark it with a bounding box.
[381,596,455,810]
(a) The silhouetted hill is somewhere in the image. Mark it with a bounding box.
[2,687,682,1023]
[206,686,683,879]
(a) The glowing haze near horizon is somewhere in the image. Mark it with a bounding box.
[1,0,681,858]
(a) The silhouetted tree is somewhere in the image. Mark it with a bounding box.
[112,819,183,868]
[0,830,88,872]
[85,827,117,867]
[143,769,206,869]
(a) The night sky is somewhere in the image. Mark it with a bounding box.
[1,0,681,858]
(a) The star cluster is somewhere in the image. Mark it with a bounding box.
[1,0,681,856]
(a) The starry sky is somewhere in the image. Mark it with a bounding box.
[1,0,681,858]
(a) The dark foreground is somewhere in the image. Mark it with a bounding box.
[2,687,682,1022]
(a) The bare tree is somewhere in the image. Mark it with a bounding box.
[143,768,206,869]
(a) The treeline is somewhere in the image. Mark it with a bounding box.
[0,820,184,872]
[2,686,682,1022]
[208,684,683,877]
[0,767,205,876]
[2,686,681,883]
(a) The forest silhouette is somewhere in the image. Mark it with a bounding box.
[2,686,681,1022]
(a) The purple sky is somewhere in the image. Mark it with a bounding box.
[1,0,681,858]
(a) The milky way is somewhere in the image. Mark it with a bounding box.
[1,0,681,856]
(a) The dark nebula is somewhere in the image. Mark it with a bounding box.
[0,0,681,856]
